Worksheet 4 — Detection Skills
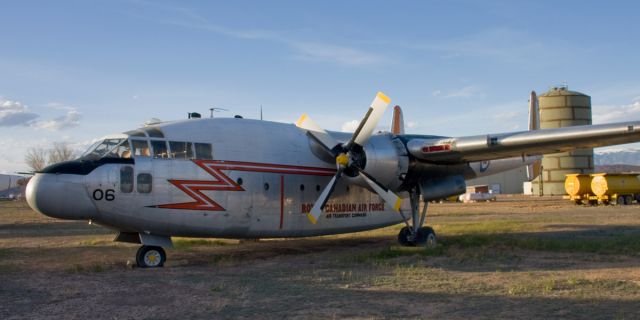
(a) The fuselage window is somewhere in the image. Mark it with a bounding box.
[131,140,151,157]
[151,140,169,158]
[169,141,194,159]
[137,173,152,193]
[195,143,213,160]
[120,166,134,193]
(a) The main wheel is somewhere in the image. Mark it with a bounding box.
[624,195,633,205]
[416,227,437,248]
[397,227,414,246]
[397,226,437,248]
[136,245,166,268]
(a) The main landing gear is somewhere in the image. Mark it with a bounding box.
[397,188,437,247]
[136,245,166,268]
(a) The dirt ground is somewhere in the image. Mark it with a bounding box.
[2,196,640,319]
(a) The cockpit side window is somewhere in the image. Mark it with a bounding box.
[82,139,126,159]
[131,140,151,157]
[151,141,169,159]
[145,127,165,138]
[115,140,132,158]
[169,141,194,159]
[195,143,213,160]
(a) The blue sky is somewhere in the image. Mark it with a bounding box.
[2,0,640,172]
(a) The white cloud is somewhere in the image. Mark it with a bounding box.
[410,28,566,65]
[431,90,442,97]
[36,109,81,131]
[593,101,640,124]
[0,98,39,127]
[291,42,385,66]
[131,1,388,67]
[406,121,417,129]
[0,97,81,131]
[443,85,483,98]
[341,120,360,132]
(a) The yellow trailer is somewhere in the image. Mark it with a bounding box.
[563,174,595,205]
[590,173,640,205]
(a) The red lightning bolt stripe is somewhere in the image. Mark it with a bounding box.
[155,160,335,211]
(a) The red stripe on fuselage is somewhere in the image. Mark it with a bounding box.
[156,160,335,211]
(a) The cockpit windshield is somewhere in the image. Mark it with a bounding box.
[81,139,132,160]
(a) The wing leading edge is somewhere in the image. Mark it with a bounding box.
[406,121,640,163]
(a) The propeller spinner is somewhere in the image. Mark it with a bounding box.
[296,92,402,224]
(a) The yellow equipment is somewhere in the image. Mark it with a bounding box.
[590,173,640,205]
[564,174,594,205]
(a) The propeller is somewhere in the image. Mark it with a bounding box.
[296,92,402,224]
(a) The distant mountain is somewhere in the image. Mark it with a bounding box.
[595,164,640,173]
[594,149,640,166]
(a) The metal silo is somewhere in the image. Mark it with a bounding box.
[532,86,593,195]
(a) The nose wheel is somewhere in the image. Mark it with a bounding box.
[397,188,437,248]
[136,245,166,268]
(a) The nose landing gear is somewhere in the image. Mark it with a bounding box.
[397,188,437,248]
[136,245,166,268]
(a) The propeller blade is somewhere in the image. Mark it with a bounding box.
[346,92,391,149]
[358,169,402,213]
[306,172,341,224]
[296,114,340,152]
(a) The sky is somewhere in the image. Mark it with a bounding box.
[2,0,640,173]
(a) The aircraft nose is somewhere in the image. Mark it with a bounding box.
[26,174,99,220]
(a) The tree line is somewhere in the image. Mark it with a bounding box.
[24,143,77,172]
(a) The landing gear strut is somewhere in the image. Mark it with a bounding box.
[136,245,166,268]
[397,188,437,247]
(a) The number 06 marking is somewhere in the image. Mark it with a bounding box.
[93,189,115,201]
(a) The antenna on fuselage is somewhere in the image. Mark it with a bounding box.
[209,107,228,118]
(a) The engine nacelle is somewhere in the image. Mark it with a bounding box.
[344,133,409,191]
[419,175,466,201]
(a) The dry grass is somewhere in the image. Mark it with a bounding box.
[2,196,640,319]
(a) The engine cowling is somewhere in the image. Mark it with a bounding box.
[343,133,409,192]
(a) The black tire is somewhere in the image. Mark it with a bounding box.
[397,226,437,248]
[616,196,626,206]
[136,245,166,268]
[624,195,633,205]
[416,227,437,248]
[397,227,414,247]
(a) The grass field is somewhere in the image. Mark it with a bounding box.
[1,196,640,319]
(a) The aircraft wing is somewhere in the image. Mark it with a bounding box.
[405,121,640,163]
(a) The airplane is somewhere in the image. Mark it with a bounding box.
[0,174,27,193]
[26,92,640,268]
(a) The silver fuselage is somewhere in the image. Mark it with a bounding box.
[26,118,532,238]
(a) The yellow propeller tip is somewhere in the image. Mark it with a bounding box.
[306,212,318,224]
[377,92,391,104]
[296,114,308,127]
